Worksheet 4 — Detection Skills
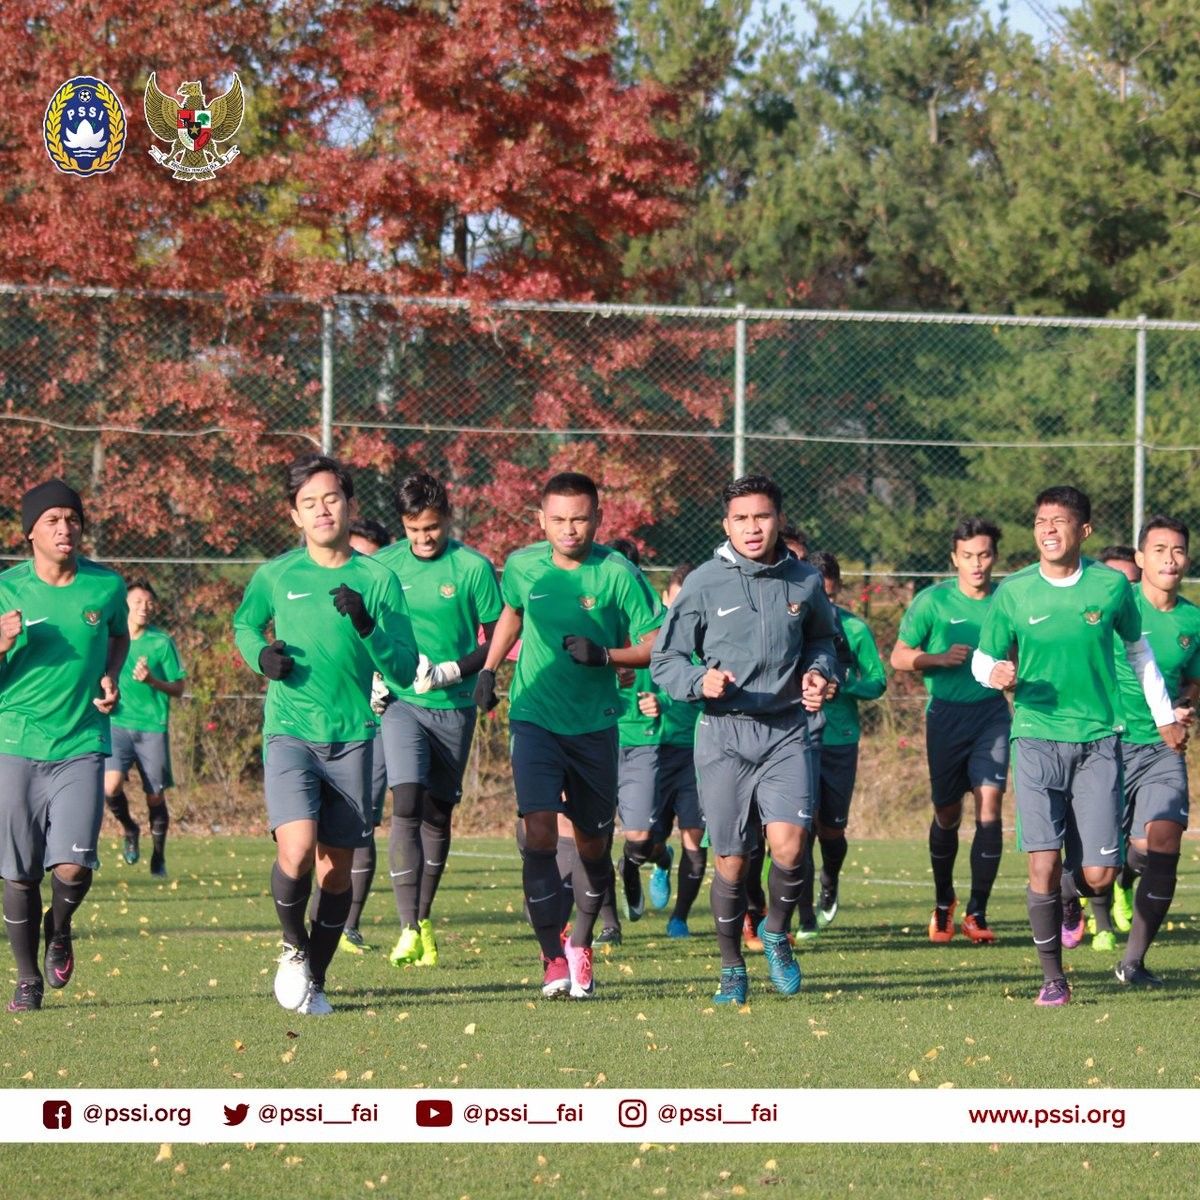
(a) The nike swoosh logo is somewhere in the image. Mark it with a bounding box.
[389,869,414,878]
[717,606,741,617]
[584,891,604,898]
[287,591,311,600]
[1146,894,1173,901]
[1033,935,1057,945]
[716,915,741,924]
[529,593,549,600]
[527,893,558,904]
[949,618,967,625]
[25,617,48,626]
[275,898,305,907]
[1029,615,1051,625]
[1100,845,1118,856]
[980,852,1002,859]
[71,844,94,854]
[402,585,412,591]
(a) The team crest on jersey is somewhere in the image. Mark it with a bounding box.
[439,583,457,599]
[787,601,802,615]
[1082,607,1103,625]
[82,609,101,626]
[43,76,127,176]
[578,595,597,611]
[1180,634,1193,650]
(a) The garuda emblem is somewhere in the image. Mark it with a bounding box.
[144,73,244,181]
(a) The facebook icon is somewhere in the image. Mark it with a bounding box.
[42,1101,72,1130]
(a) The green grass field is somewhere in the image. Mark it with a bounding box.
[6,832,1199,1198]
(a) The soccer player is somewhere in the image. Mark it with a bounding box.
[971,486,1184,1005]
[798,551,885,934]
[0,480,128,1012]
[1109,516,1198,985]
[103,580,185,878]
[322,517,393,954]
[1099,545,1140,585]
[477,472,662,999]
[652,474,837,1004]
[373,474,501,969]
[891,517,1009,944]
[234,454,416,1016]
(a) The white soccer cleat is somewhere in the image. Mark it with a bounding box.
[296,981,334,1016]
[274,945,312,1010]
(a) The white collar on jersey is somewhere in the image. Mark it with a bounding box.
[1038,563,1083,588]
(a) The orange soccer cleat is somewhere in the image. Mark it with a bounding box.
[928,899,957,944]
[961,912,996,944]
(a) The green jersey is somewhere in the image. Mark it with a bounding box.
[617,665,700,748]
[1115,591,1200,745]
[897,578,997,706]
[824,606,886,746]
[375,539,502,710]
[234,547,417,743]
[0,557,127,761]
[501,542,663,736]
[113,625,186,734]
[977,559,1140,743]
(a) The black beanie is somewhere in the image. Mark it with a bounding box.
[21,479,84,537]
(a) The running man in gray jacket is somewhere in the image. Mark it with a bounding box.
[651,474,838,1005]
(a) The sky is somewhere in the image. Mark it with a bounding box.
[788,0,1080,42]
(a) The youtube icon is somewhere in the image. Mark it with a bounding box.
[416,1099,453,1128]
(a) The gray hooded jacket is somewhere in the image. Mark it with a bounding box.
[651,540,839,715]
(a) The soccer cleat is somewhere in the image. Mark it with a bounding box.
[123,825,140,865]
[649,846,674,910]
[594,925,622,946]
[1034,977,1071,1007]
[713,965,749,1006]
[1115,960,1163,988]
[7,978,44,1012]
[296,981,333,1016]
[796,918,820,942]
[619,854,645,922]
[816,889,839,929]
[1061,899,1086,949]
[564,941,595,998]
[150,849,167,878]
[417,918,439,967]
[928,900,956,944]
[1112,884,1134,934]
[541,954,571,998]
[1091,929,1117,954]
[42,910,74,989]
[273,945,312,1010]
[742,911,764,952]
[666,916,690,939]
[339,927,369,955]
[961,912,996,944]
[389,925,422,967]
[757,920,802,996]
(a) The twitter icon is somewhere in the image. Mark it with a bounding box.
[223,1103,250,1127]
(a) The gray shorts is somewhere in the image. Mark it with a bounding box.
[695,709,813,857]
[1121,740,1189,838]
[369,730,387,825]
[510,720,618,838]
[105,725,174,795]
[381,701,476,803]
[618,744,661,832]
[817,742,859,829]
[263,735,373,850]
[0,753,105,879]
[658,743,703,831]
[926,696,1011,808]
[1013,736,1122,869]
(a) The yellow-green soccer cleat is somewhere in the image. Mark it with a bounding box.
[1112,884,1134,934]
[417,918,439,967]
[389,925,422,967]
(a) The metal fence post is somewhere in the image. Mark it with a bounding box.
[321,302,334,454]
[733,303,746,478]
[1133,312,1147,545]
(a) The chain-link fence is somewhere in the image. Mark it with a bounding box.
[6,285,1198,575]
[4,284,1200,821]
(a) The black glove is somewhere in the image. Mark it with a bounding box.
[474,668,499,712]
[330,585,375,638]
[563,634,608,667]
[259,640,294,680]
